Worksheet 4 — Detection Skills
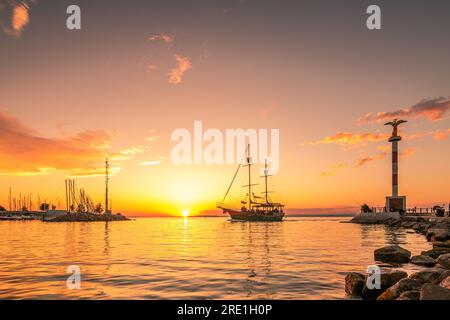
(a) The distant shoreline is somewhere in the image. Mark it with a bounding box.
[128,213,357,218]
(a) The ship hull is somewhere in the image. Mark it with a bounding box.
[224,209,285,221]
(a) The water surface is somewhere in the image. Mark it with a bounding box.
[0,217,431,299]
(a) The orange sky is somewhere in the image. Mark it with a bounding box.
[0,1,449,216]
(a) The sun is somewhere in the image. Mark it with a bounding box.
[181,210,190,217]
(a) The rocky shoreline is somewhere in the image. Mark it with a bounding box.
[345,216,450,300]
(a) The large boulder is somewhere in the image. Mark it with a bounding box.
[361,270,407,300]
[377,278,422,300]
[396,290,420,300]
[419,283,450,300]
[410,255,435,267]
[374,245,411,263]
[409,269,443,284]
[436,253,450,269]
[345,272,365,297]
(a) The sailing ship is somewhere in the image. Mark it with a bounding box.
[217,144,285,221]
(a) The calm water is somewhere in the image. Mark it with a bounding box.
[0,217,431,300]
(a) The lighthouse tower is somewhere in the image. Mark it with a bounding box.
[384,119,407,213]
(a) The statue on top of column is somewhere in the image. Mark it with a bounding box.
[384,119,407,138]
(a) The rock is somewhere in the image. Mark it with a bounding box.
[433,240,450,249]
[374,245,411,263]
[435,270,450,284]
[419,283,450,300]
[377,278,422,300]
[409,270,443,284]
[427,229,450,242]
[440,276,450,290]
[436,253,450,269]
[345,272,365,297]
[396,290,420,300]
[410,255,436,267]
[421,248,450,259]
[361,270,407,300]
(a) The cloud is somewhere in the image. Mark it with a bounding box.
[355,147,416,167]
[355,152,386,167]
[320,162,346,177]
[308,128,449,148]
[0,110,115,176]
[309,132,389,146]
[168,54,192,84]
[111,145,147,161]
[400,147,415,159]
[146,64,157,73]
[433,129,449,141]
[138,160,161,167]
[358,96,450,124]
[119,146,146,156]
[148,33,174,44]
[12,2,29,33]
[1,1,34,37]
[146,130,160,142]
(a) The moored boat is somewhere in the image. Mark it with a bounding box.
[217,144,285,221]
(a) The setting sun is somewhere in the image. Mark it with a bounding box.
[181,210,190,217]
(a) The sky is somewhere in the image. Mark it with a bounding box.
[0,0,449,216]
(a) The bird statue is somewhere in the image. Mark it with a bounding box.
[384,119,407,138]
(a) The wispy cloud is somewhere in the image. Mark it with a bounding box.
[146,130,160,142]
[354,147,416,167]
[119,146,146,156]
[355,152,386,167]
[308,132,389,147]
[320,162,346,177]
[357,96,450,124]
[148,33,174,44]
[0,110,115,176]
[1,1,35,38]
[168,54,192,84]
[433,129,449,141]
[138,160,161,167]
[400,147,416,159]
[146,64,157,73]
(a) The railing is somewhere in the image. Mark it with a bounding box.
[405,208,436,215]
[361,206,447,216]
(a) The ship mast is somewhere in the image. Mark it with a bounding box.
[264,159,268,204]
[247,144,252,210]
[105,157,110,214]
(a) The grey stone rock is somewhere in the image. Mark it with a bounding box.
[374,245,411,263]
[345,272,365,297]
[421,248,450,259]
[410,269,443,284]
[410,255,435,267]
[436,253,450,269]
[419,283,450,300]
[377,278,422,300]
[361,270,407,300]
[396,290,420,300]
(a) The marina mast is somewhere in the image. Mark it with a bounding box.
[105,157,110,214]
[247,144,252,210]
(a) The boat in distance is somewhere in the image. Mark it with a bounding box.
[217,144,285,221]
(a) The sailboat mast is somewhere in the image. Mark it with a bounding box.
[105,157,110,214]
[247,144,251,210]
[264,159,268,204]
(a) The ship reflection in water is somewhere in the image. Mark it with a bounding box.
[0,217,432,299]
